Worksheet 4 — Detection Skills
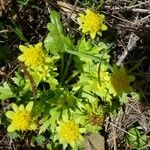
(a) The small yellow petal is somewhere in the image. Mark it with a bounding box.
[12,103,18,112]
[85,9,91,14]
[19,45,27,52]
[19,104,25,111]
[18,55,25,61]
[26,101,33,112]
[6,111,15,119]
[78,14,85,21]
[101,24,107,31]
[29,123,37,130]
[97,31,102,36]
[35,42,42,49]
[77,18,83,25]
[28,45,34,49]
[82,27,88,33]
[70,141,76,148]
[100,14,105,19]
[90,32,96,39]
[7,124,15,132]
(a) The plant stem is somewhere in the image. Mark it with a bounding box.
[65,71,79,84]
[60,54,72,85]
[63,54,72,84]
[60,55,64,83]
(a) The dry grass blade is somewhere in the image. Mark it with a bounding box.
[106,99,150,149]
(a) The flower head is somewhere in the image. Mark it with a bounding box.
[83,101,105,132]
[6,101,37,132]
[97,68,113,102]
[18,42,45,68]
[77,9,107,39]
[56,119,84,149]
[110,66,135,96]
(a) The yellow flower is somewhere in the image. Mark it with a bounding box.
[110,66,135,96]
[18,42,45,68]
[97,69,113,102]
[77,9,107,39]
[6,101,37,132]
[56,119,85,149]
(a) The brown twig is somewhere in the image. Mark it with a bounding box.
[20,63,37,99]
[116,33,139,66]
[112,126,117,150]
[104,1,150,12]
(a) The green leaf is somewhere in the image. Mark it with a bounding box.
[47,75,58,90]
[126,127,148,149]
[119,93,128,104]
[73,62,113,104]
[47,143,52,150]
[73,38,110,72]
[76,38,110,62]
[49,107,61,125]
[47,10,63,34]
[39,118,51,134]
[12,72,24,86]
[33,100,46,117]
[11,20,28,42]
[0,82,15,100]
[7,131,21,140]
[44,11,74,55]
[77,37,93,53]
[130,92,140,101]
[32,135,46,146]
[44,33,64,55]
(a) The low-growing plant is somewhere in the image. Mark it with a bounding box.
[0,10,138,149]
[126,127,148,149]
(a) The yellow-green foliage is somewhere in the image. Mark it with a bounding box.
[0,10,137,150]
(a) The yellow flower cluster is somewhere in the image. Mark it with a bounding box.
[97,69,113,101]
[6,101,37,132]
[110,66,135,96]
[96,65,135,103]
[56,119,84,148]
[18,42,45,68]
[18,42,55,83]
[77,9,107,39]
